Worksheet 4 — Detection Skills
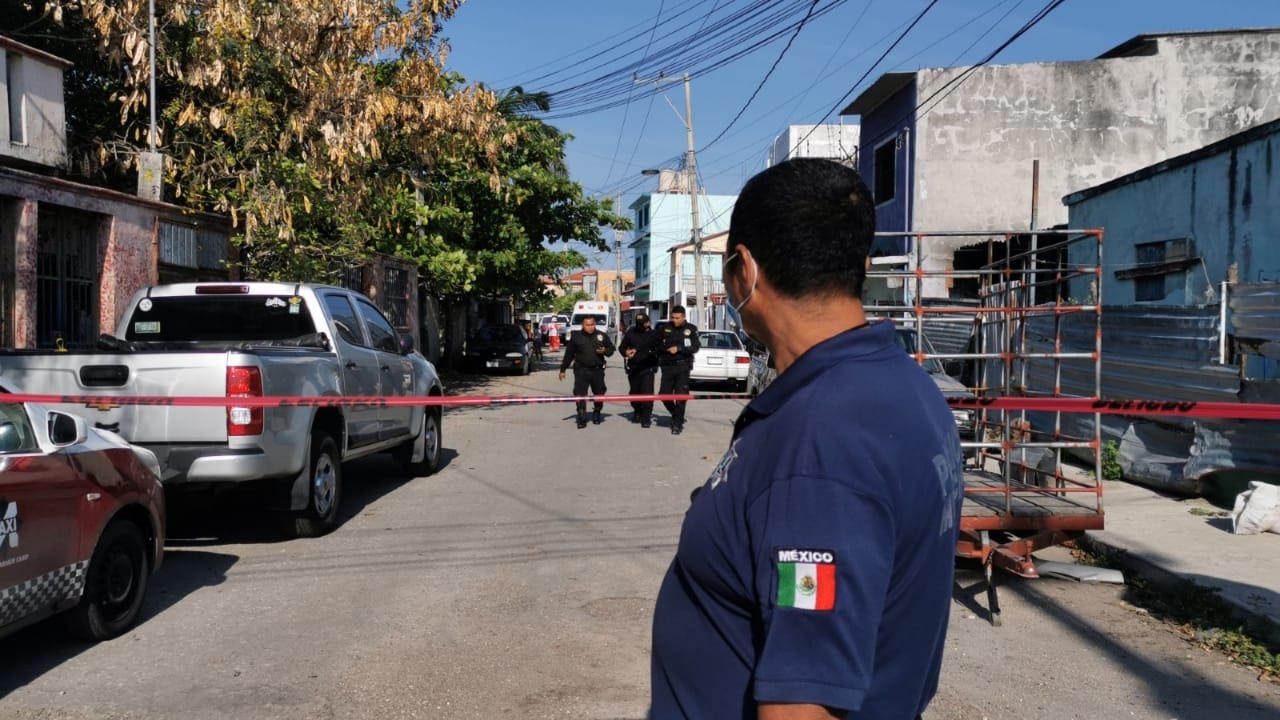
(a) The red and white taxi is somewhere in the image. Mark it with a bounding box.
[0,382,165,641]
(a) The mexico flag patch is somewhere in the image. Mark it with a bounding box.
[776,548,837,611]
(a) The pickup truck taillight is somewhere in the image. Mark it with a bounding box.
[227,366,264,436]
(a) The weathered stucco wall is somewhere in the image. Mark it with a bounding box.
[0,170,173,348]
[915,32,1280,235]
[901,31,1280,299]
[914,56,1165,233]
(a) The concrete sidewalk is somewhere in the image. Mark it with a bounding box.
[1076,477,1280,644]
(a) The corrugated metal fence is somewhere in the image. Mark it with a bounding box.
[1009,296,1280,495]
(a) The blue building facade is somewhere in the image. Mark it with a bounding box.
[1065,119,1280,307]
[630,182,736,319]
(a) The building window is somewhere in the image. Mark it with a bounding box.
[36,207,101,349]
[873,139,896,204]
[583,274,597,297]
[1134,276,1165,302]
[1131,240,1169,302]
[383,266,409,328]
[6,53,26,144]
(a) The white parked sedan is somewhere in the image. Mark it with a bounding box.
[690,330,751,391]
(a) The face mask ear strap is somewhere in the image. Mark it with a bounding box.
[730,255,758,314]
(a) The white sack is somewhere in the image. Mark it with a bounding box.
[1231,481,1280,535]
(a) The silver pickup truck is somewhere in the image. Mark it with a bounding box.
[0,282,444,537]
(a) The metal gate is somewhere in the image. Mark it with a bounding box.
[36,207,100,349]
[868,229,1105,625]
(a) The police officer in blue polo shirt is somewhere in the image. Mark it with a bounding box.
[650,158,965,720]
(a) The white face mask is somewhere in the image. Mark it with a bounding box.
[724,252,758,313]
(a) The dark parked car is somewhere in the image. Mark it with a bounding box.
[465,324,534,375]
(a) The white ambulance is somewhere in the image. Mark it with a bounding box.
[568,300,616,338]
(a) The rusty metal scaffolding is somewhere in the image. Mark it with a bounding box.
[867,229,1104,625]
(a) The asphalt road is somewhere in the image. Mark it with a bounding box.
[2,353,1277,719]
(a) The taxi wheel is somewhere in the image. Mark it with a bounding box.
[294,431,342,538]
[67,520,149,641]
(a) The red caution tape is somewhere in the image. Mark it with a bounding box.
[2,392,1279,421]
[947,396,1280,421]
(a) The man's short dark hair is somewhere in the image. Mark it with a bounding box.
[671,305,687,315]
[727,158,876,299]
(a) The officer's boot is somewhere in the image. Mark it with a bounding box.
[592,405,603,425]
[576,405,587,429]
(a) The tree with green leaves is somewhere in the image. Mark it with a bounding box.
[552,291,592,316]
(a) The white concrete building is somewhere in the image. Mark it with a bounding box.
[842,28,1280,301]
[767,124,860,167]
[1,36,70,169]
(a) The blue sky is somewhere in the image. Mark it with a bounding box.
[439,0,1280,264]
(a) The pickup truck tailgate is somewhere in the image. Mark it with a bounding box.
[1,352,231,444]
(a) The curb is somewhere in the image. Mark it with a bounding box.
[1078,531,1280,649]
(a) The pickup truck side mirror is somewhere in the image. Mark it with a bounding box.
[943,359,965,377]
[399,334,416,355]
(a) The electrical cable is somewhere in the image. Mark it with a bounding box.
[602,0,671,189]
[699,0,823,154]
[786,0,942,156]
[856,0,1070,152]
[539,1,852,119]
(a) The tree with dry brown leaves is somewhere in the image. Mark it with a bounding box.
[49,0,506,280]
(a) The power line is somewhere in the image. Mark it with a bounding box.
[787,0,942,156]
[538,1,853,119]
[602,0,671,189]
[857,0,1071,152]
[699,0,823,154]
[688,0,1019,183]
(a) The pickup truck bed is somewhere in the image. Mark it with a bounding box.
[0,282,445,537]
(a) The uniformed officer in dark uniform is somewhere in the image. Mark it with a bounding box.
[558,316,616,428]
[618,312,660,428]
[656,305,700,435]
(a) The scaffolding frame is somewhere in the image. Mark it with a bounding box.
[867,229,1104,625]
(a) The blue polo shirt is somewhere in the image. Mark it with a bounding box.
[650,320,964,720]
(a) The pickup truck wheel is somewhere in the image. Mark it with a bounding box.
[66,520,149,641]
[294,431,342,538]
[401,408,442,478]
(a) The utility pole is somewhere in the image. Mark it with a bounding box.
[635,72,702,326]
[683,74,704,329]
[136,0,163,200]
[614,193,625,343]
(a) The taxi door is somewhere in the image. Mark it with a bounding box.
[0,404,86,631]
